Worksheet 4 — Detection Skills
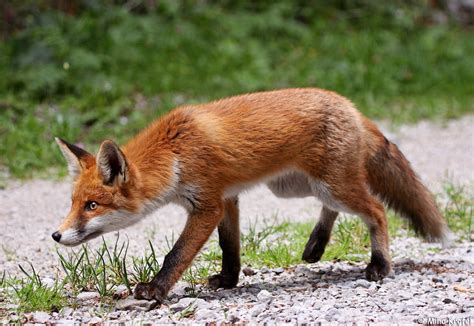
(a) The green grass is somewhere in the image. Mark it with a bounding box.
[1,2,473,178]
[191,216,371,275]
[4,264,66,313]
[0,185,471,316]
[56,236,160,297]
[443,184,473,240]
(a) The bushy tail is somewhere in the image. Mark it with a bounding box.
[364,121,452,246]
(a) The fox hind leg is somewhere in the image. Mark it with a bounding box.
[302,206,338,263]
[359,198,392,281]
[337,187,392,281]
[307,176,391,281]
[208,196,241,289]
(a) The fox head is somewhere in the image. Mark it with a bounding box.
[52,138,145,246]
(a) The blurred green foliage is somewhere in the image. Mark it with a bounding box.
[0,1,473,177]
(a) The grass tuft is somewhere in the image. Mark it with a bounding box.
[57,235,161,298]
[443,184,473,240]
[11,263,66,313]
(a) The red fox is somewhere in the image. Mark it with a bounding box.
[53,88,451,304]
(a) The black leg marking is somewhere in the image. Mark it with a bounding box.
[302,224,331,263]
[302,207,338,263]
[365,250,391,281]
[208,197,241,289]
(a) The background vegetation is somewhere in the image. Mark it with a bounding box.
[1,0,473,177]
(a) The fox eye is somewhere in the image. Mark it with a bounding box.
[86,201,98,211]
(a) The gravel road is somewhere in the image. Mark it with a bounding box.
[0,116,473,324]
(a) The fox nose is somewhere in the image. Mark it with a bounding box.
[51,231,62,242]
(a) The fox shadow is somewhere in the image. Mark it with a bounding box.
[173,258,462,302]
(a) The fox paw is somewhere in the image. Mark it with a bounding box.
[208,274,239,289]
[302,236,328,263]
[365,253,391,281]
[302,247,324,263]
[133,282,164,307]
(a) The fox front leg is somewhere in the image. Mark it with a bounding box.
[134,203,224,304]
[208,196,241,289]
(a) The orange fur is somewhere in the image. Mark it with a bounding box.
[54,88,449,303]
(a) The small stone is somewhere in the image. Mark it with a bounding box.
[242,267,255,276]
[77,292,100,302]
[114,285,129,299]
[369,283,380,291]
[60,307,74,317]
[32,311,50,323]
[443,298,454,304]
[72,310,83,318]
[250,303,267,317]
[353,279,372,289]
[171,282,187,296]
[295,266,310,276]
[260,267,270,274]
[88,316,102,325]
[324,308,341,321]
[170,298,209,312]
[24,312,34,321]
[227,314,240,323]
[273,268,284,275]
[115,297,158,311]
[194,308,217,320]
[413,299,427,307]
[108,311,121,319]
[246,286,262,295]
[445,303,458,313]
[54,320,76,325]
[257,290,272,301]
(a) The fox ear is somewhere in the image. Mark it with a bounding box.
[55,137,92,178]
[96,140,128,185]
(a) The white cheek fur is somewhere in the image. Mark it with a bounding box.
[59,158,182,246]
[59,209,149,246]
[86,209,147,233]
[60,206,162,248]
